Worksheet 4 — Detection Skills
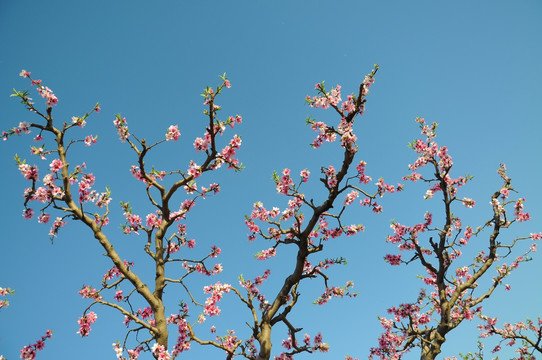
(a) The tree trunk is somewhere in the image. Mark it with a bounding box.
[256,322,272,360]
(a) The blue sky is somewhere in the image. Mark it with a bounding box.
[1,1,541,359]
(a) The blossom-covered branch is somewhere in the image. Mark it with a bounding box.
[6,72,242,359]
[187,65,402,360]
[370,118,538,360]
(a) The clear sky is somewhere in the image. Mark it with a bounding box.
[1,1,541,359]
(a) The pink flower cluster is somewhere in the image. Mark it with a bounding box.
[240,270,271,303]
[79,285,102,300]
[121,202,142,234]
[203,282,232,317]
[72,116,86,128]
[192,114,241,154]
[375,177,403,197]
[19,330,52,360]
[300,169,310,183]
[514,198,531,222]
[245,199,302,242]
[309,120,337,148]
[343,190,359,206]
[324,165,337,188]
[370,301,440,359]
[384,254,402,266]
[385,212,433,258]
[314,281,356,305]
[112,342,141,360]
[218,134,242,169]
[337,117,357,150]
[18,163,39,181]
[479,315,542,357]
[84,135,98,146]
[17,151,111,236]
[103,260,134,281]
[77,312,98,337]
[30,145,50,160]
[151,343,171,360]
[165,125,181,141]
[459,226,473,245]
[48,217,67,238]
[78,173,96,203]
[256,247,277,260]
[309,83,342,110]
[146,212,162,229]
[211,330,238,352]
[113,115,130,142]
[181,257,222,277]
[405,118,472,200]
[19,70,58,106]
[278,331,329,359]
[0,287,14,310]
[369,318,407,360]
[200,183,220,199]
[2,121,32,141]
[276,168,294,194]
[305,70,376,150]
[168,315,191,355]
[122,306,154,327]
[462,197,476,208]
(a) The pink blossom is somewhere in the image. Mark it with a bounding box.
[276,168,293,194]
[165,125,181,141]
[18,164,39,181]
[22,208,34,219]
[344,190,359,205]
[324,165,337,188]
[19,330,52,360]
[146,213,162,228]
[210,245,221,258]
[49,159,63,173]
[72,116,86,128]
[36,86,58,106]
[79,285,102,300]
[113,115,130,142]
[37,213,51,223]
[256,247,276,260]
[49,217,67,237]
[193,135,210,151]
[514,198,531,222]
[462,197,476,208]
[187,161,202,179]
[203,281,232,316]
[151,344,171,360]
[84,135,98,146]
[19,122,31,134]
[114,290,124,301]
[385,254,402,266]
[300,169,310,183]
[77,312,98,337]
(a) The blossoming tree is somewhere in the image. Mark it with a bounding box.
[4,66,403,360]
[367,118,540,360]
[5,71,243,359]
[3,67,540,360]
